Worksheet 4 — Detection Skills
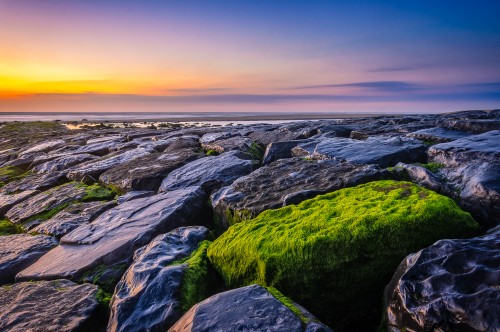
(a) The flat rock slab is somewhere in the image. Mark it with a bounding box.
[385,226,500,332]
[428,130,500,226]
[17,186,206,282]
[0,279,99,332]
[32,153,97,174]
[442,119,500,133]
[200,132,254,154]
[292,136,426,167]
[19,139,66,156]
[32,201,116,237]
[212,158,384,229]
[0,234,58,284]
[262,139,312,165]
[406,127,471,143]
[0,171,67,194]
[74,138,126,156]
[169,284,332,332]
[67,147,153,182]
[5,182,88,228]
[0,190,40,216]
[108,226,210,332]
[100,148,203,192]
[159,151,255,194]
[116,191,155,204]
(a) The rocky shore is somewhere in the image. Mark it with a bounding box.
[0,109,499,332]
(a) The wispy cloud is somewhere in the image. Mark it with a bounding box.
[367,63,433,72]
[167,87,232,93]
[290,81,421,91]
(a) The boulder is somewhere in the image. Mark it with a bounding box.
[406,127,471,143]
[32,153,97,174]
[292,136,426,167]
[0,234,58,284]
[384,226,500,332]
[159,151,255,194]
[212,158,384,229]
[391,162,452,196]
[67,147,153,182]
[116,191,155,204]
[262,139,312,165]
[73,137,126,156]
[164,136,201,152]
[0,190,40,216]
[17,187,207,282]
[108,226,210,332]
[32,201,116,237]
[208,181,478,331]
[200,132,255,154]
[428,130,500,226]
[0,280,100,332]
[169,284,332,332]
[100,148,203,192]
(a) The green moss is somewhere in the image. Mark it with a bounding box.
[208,180,478,331]
[247,142,264,162]
[0,219,24,236]
[24,203,70,226]
[266,286,308,323]
[80,183,117,202]
[205,149,219,156]
[80,263,128,293]
[96,288,112,306]
[419,162,444,174]
[0,166,30,187]
[1,122,64,132]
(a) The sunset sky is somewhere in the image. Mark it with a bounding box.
[1,0,499,113]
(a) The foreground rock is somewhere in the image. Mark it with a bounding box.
[0,234,57,284]
[212,158,383,229]
[169,284,332,332]
[261,139,312,165]
[100,148,203,192]
[406,127,471,143]
[428,130,500,226]
[200,132,255,154]
[391,162,452,196]
[292,136,426,167]
[0,280,99,332]
[0,190,40,216]
[108,226,210,332]
[208,181,478,331]
[0,171,67,194]
[384,226,500,332]
[17,187,206,282]
[32,153,97,174]
[159,151,255,193]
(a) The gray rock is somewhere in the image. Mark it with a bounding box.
[392,162,452,196]
[0,148,17,166]
[212,158,384,229]
[3,151,46,169]
[443,119,500,133]
[0,234,58,284]
[384,226,500,332]
[100,149,203,192]
[108,226,210,332]
[159,151,255,194]
[5,182,88,228]
[0,280,99,332]
[32,201,116,237]
[17,187,207,282]
[262,139,312,165]
[292,136,426,167]
[169,284,332,332]
[0,190,40,216]
[164,136,201,152]
[74,137,126,156]
[428,130,500,226]
[200,132,254,154]
[0,171,67,194]
[407,127,471,143]
[32,153,97,174]
[67,147,153,182]
[247,124,318,146]
[116,191,155,204]
[18,139,66,156]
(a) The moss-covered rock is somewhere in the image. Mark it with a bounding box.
[207,180,478,331]
[0,166,29,187]
[0,220,23,236]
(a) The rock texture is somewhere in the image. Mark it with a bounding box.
[0,171,67,194]
[262,139,312,165]
[384,226,500,332]
[17,187,206,282]
[108,226,210,332]
[32,153,97,174]
[0,280,99,332]
[159,151,255,193]
[392,162,452,196]
[169,284,332,332]
[212,158,384,229]
[428,130,500,226]
[200,132,254,154]
[0,190,40,216]
[407,127,471,143]
[292,136,426,167]
[0,234,58,284]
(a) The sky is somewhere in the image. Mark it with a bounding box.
[0,0,499,114]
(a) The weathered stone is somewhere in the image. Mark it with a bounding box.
[32,153,97,174]
[0,148,17,166]
[392,162,452,196]
[0,171,67,194]
[164,136,201,152]
[2,151,46,169]
[443,119,500,133]
[67,147,153,182]
[108,226,210,332]
[262,139,312,165]
[292,136,426,167]
[200,132,254,154]
[0,280,99,332]
[74,137,126,156]
[100,149,203,192]
[0,234,57,284]
[407,127,471,143]
[349,130,369,140]
[384,226,500,332]
[116,191,155,204]
[159,151,255,194]
[6,182,88,228]
[17,187,207,281]
[32,201,116,237]
[212,158,384,229]
[169,284,332,332]
[18,139,66,156]
[0,190,40,216]
[428,130,500,226]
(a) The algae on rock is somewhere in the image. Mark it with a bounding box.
[207,180,478,331]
